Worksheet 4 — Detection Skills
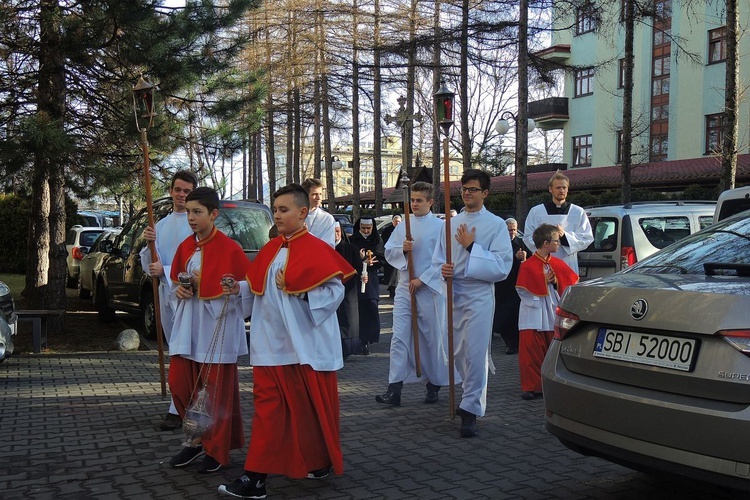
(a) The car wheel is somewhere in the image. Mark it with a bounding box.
[78,275,91,300]
[95,279,116,322]
[142,289,157,340]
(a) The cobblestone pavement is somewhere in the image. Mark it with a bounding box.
[0,298,740,499]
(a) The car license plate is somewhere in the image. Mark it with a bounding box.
[593,328,698,371]
[579,266,588,277]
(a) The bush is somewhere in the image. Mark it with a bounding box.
[0,194,31,273]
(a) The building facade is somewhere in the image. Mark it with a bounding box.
[532,1,750,171]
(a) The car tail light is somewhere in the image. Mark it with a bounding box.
[72,247,85,260]
[554,307,580,340]
[621,246,636,270]
[718,330,750,356]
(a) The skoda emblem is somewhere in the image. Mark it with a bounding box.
[630,299,648,320]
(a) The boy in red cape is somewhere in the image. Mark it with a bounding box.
[219,183,355,499]
[516,223,578,401]
[167,187,252,473]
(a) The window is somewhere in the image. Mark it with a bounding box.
[615,130,624,164]
[574,68,595,97]
[653,28,670,46]
[573,135,593,167]
[651,104,669,121]
[705,113,725,154]
[708,26,727,64]
[639,216,690,249]
[651,54,670,96]
[650,134,668,161]
[576,2,597,35]
[618,58,626,89]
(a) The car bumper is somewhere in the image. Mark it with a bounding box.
[542,341,750,491]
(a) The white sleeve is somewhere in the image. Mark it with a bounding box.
[523,205,540,253]
[384,223,407,271]
[306,279,345,326]
[464,224,513,283]
[561,206,594,256]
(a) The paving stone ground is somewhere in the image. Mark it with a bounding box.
[0,293,740,499]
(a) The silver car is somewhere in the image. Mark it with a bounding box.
[542,210,750,492]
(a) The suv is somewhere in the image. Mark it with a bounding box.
[714,186,750,223]
[577,201,715,281]
[65,226,106,288]
[95,197,272,338]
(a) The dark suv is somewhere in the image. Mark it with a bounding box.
[95,197,272,338]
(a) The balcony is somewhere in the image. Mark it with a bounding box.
[528,97,569,130]
[532,44,571,64]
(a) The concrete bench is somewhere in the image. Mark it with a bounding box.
[15,310,65,354]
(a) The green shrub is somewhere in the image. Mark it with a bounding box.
[0,194,31,273]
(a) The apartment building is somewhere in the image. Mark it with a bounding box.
[531,1,750,173]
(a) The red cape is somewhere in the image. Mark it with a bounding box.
[248,227,356,295]
[170,226,251,300]
[516,252,578,297]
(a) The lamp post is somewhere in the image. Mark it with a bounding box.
[496,111,536,224]
[132,74,167,398]
[433,81,456,419]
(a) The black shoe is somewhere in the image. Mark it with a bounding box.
[218,474,267,499]
[197,454,222,473]
[361,344,370,355]
[159,412,182,431]
[505,347,518,355]
[521,391,543,400]
[459,410,478,438]
[424,383,440,404]
[306,466,332,479]
[169,445,204,467]
[375,383,402,406]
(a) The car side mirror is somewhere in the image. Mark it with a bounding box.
[100,240,113,254]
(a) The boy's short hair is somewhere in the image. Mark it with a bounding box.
[532,223,558,248]
[410,181,433,200]
[301,178,323,192]
[172,170,198,190]
[273,183,310,209]
[460,169,491,191]
[548,171,569,187]
[186,186,220,212]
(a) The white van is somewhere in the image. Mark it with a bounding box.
[577,201,716,281]
[714,186,750,222]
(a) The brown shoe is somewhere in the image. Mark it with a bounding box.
[159,412,182,431]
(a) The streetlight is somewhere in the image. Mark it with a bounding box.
[432,81,455,419]
[331,155,344,170]
[132,74,166,398]
[495,111,536,223]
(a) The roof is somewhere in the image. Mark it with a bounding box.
[336,154,750,204]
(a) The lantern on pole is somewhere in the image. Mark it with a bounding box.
[132,74,167,398]
[432,81,456,418]
[433,82,455,136]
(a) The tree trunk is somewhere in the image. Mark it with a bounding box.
[255,130,264,202]
[432,0,442,211]
[460,0,470,170]
[285,87,294,184]
[371,0,382,218]
[721,0,739,191]
[351,0,361,217]
[621,0,635,203]
[322,72,335,211]
[514,0,529,225]
[404,0,418,182]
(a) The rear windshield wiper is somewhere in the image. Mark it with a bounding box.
[704,263,750,276]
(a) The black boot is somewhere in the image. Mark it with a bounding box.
[375,382,402,406]
[457,407,478,438]
[424,382,440,404]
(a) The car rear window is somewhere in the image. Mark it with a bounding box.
[638,216,690,249]
[627,214,750,275]
[698,215,713,230]
[583,217,618,252]
[80,230,104,247]
[215,206,271,251]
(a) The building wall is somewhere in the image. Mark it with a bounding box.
[551,0,750,169]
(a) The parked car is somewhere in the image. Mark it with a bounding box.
[714,185,750,223]
[95,198,272,338]
[541,209,750,492]
[65,225,106,288]
[577,201,715,281]
[77,228,122,300]
[0,280,17,364]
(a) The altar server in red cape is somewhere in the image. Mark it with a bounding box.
[166,187,252,474]
[219,183,355,500]
[516,223,578,400]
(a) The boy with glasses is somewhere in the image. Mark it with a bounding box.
[515,223,578,400]
[432,169,513,437]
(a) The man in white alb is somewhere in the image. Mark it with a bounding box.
[302,178,336,247]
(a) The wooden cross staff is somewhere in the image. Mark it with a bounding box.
[400,171,422,378]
